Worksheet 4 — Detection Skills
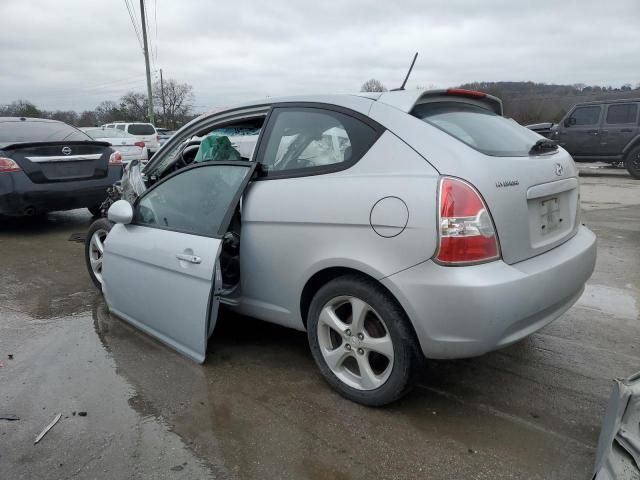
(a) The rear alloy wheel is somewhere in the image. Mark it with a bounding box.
[85,218,113,289]
[307,275,418,406]
[624,145,640,179]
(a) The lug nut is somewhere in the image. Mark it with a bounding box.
[357,348,364,355]
[345,344,352,350]
[345,329,351,336]
[357,333,364,340]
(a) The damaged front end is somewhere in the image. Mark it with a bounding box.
[594,372,640,479]
[98,160,147,216]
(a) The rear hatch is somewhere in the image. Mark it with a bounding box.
[410,93,580,265]
[126,124,159,148]
[3,141,112,183]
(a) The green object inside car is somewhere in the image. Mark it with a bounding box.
[194,134,242,163]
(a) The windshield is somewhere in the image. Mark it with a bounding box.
[0,120,92,143]
[127,124,156,135]
[84,128,134,139]
[412,102,542,157]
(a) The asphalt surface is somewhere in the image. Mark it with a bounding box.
[1,172,638,479]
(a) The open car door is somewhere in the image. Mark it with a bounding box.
[101,161,257,363]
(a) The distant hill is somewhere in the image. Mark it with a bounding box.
[458,81,640,124]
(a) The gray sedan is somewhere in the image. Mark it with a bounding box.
[85,89,596,405]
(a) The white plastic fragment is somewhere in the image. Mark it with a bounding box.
[34,413,61,444]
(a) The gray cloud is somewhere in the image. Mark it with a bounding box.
[1,0,638,112]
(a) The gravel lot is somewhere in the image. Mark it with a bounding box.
[0,171,638,479]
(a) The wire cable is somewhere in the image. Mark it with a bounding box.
[123,0,144,51]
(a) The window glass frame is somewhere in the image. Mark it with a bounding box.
[253,103,384,181]
[605,103,638,125]
[569,106,602,126]
[131,160,257,239]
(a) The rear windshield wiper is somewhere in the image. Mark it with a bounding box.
[529,138,558,155]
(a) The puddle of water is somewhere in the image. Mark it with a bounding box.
[577,284,638,319]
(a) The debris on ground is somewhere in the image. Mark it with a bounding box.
[0,414,20,421]
[78,411,87,417]
[8,354,13,360]
[34,413,61,445]
[67,233,87,243]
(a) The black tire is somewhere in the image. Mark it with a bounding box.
[85,218,113,290]
[624,145,640,179]
[88,204,102,217]
[307,275,419,406]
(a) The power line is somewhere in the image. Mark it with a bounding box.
[153,0,159,64]
[123,0,143,51]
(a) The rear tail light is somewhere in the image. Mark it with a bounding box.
[109,151,122,165]
[134,141,145,148]
[156,134,160,142]
[436,177,500,265]
[0,157,21,173]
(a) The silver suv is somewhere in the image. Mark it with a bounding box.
[85,89,597,405]
[552,98,640,178]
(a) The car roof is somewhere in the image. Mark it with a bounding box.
[574,98,640,106]
[228,89,501,118]
[0,117,64,124]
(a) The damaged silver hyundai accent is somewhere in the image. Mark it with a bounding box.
[84,89,597,405]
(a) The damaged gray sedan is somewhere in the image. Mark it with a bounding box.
[85,90,597,405]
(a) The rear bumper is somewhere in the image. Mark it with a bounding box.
[381,226,597,359]
[0,166,122,215]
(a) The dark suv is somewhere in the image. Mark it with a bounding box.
[552,98,640,179]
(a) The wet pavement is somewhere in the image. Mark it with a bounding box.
[1,173,639,479]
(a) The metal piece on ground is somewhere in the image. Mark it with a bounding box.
[593,371,640,479]
[34,413,61,445]
[0,414,19,421]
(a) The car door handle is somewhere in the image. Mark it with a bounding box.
[621,128,633,133]
[176,253,202,264]
[586,130,599,135]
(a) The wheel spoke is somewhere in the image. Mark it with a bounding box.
[356,354,381,390]
[349,297,368,332]
[90,257,103,272]
[319,305,348,334]
[323,346,350,371]
[362,334,394,359]
[93,235,104,254]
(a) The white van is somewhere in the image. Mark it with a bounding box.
[103,122,161,155]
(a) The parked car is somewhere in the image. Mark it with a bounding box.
[551,98,640,178]
[103,122,161,155]
[156,128,175,146]
[0,117,122,217]
[85,89,597,405]
[525,122,555,138]
[81,127,148,165]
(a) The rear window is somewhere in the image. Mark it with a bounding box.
[84,128,134,139]
[606,104,638,124]
[412,102,541,157]
[0,120,91,143]
[127,124,155,135]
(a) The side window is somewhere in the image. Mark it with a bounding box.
[134,164,252,237]
[569,106,601,126]
[116,124,126,131]
[259,108,378,173]
[606,104,638,124]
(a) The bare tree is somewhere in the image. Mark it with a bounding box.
[94,101,122,124]
[78,110,98,127]
[153,79,194,129]
[360,79,387,93]
[119,92,148,122]
[0,100,42,117]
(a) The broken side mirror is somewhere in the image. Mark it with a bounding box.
[107,200,133,225]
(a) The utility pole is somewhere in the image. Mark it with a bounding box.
[139,0,155,124]
[160,68,166,128]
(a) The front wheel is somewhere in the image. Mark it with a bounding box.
[307,275,419,406]
[85,218,113,289]
[624,145,640,179]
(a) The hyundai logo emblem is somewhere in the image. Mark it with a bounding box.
[61,146,72,155]
[554,163,564,176]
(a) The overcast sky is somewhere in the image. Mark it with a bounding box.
[1,0,638,112]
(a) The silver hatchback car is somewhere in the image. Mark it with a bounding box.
[85,89,597,405]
